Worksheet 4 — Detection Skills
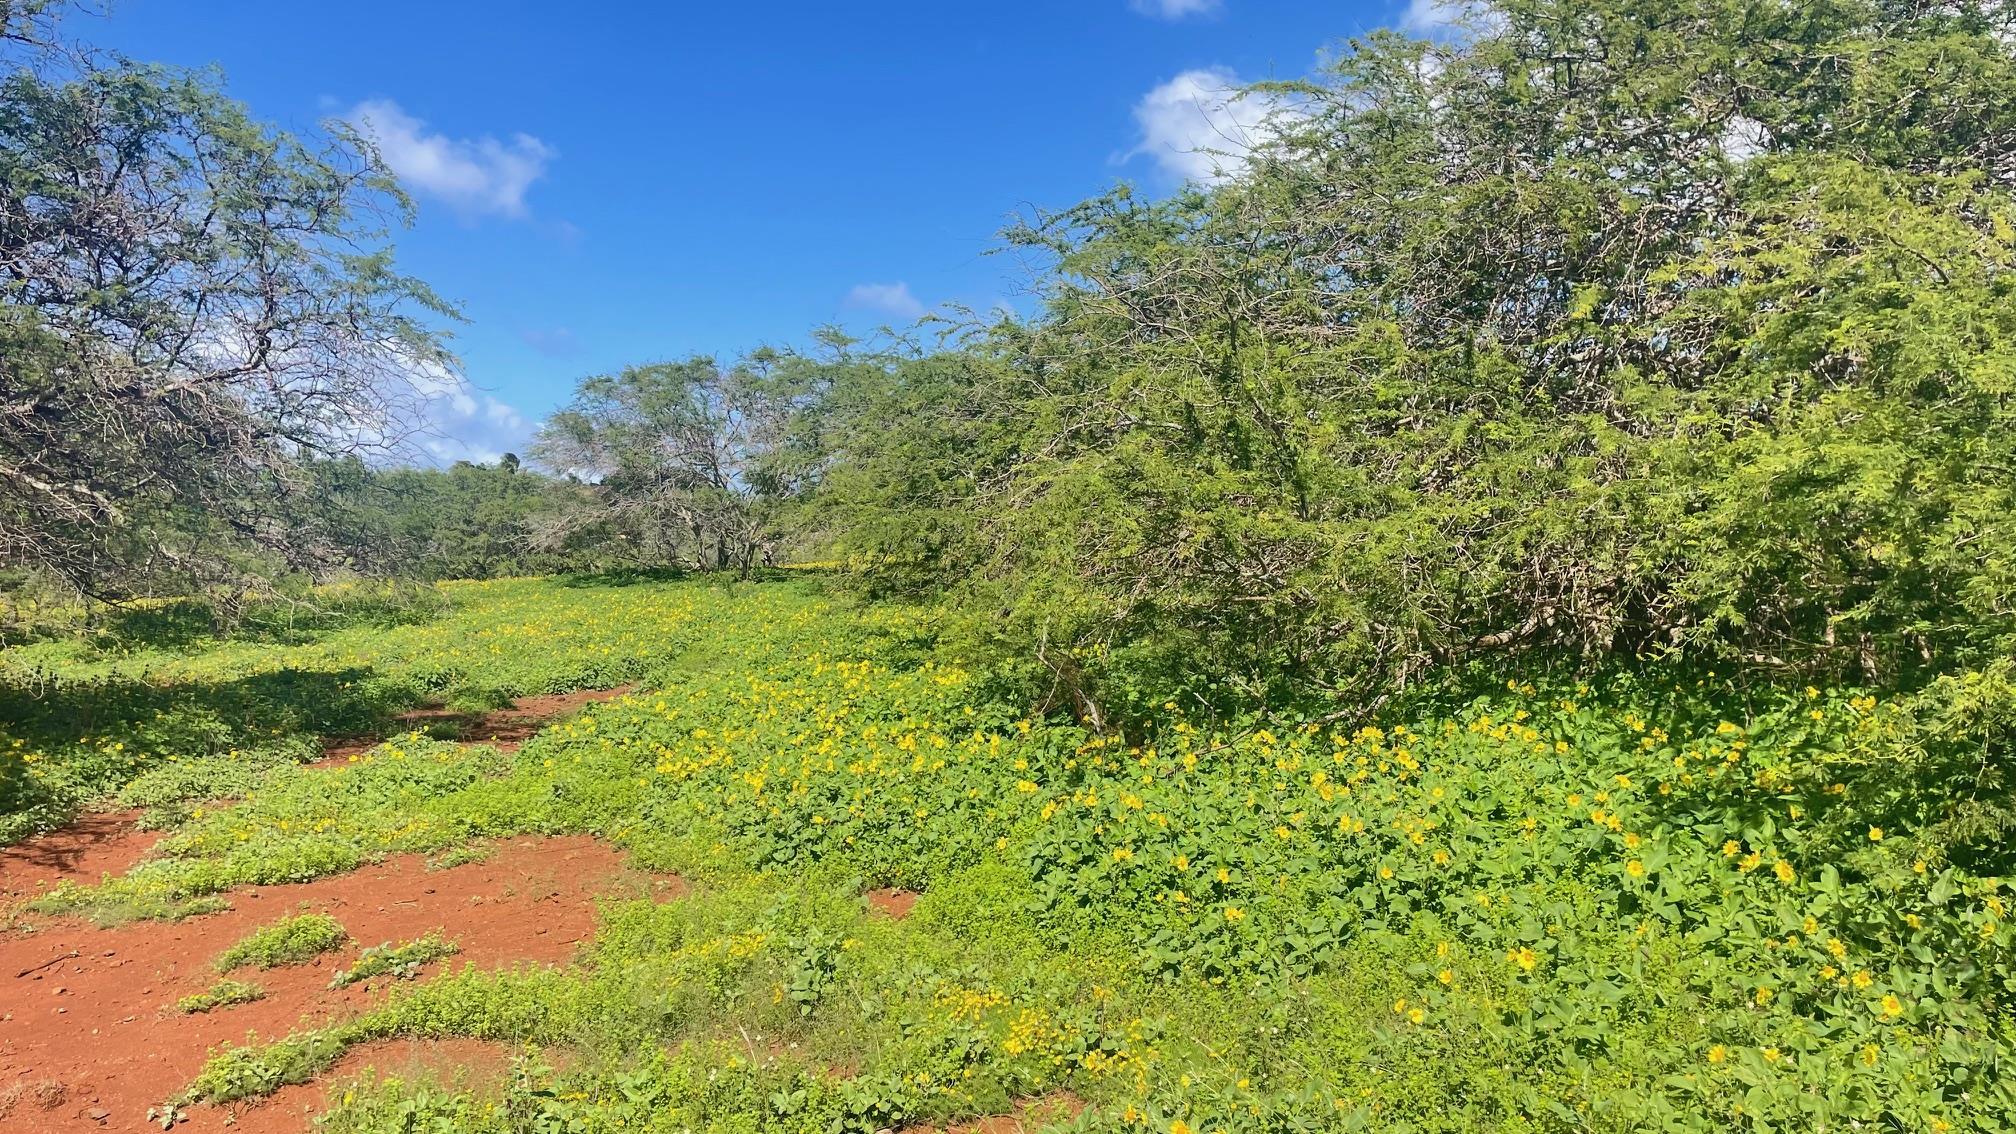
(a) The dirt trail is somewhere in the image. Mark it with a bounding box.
[0,836,678,1133]
[318,684,637,762]
[0,684,636,904]
[0,812,162,904]
[900,1093,1084,1134]
[0,685,656,1131]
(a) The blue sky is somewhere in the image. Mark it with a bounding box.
[95,0,1441,462]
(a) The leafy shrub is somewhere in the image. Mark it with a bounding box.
[175,978,264,1014]
[329,933,459,988]
[215,913,348,972]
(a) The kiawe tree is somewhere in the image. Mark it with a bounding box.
[835,0,2016,718]
[532,358,781,575]
[0,2,455,603]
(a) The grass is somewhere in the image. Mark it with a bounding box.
[329,932,459,988]
[175,978,265,1014]
[215,913,348,972]
[0,574,719,843]
[7,575,2008,1133]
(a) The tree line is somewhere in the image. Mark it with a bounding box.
[6,0,2015,728]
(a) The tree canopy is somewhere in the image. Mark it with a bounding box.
[0,6,454,601]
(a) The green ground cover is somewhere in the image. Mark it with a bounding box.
[8,576,2003,1132]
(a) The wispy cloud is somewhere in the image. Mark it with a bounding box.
[1399,0,1501,37]
[519,327,581,358]
[420,379,533,465]
[1126,67,1297,185]
[1129,0,1221,19]
[389,356,534,466]
[844,282,926,320]
[345,99,554,219]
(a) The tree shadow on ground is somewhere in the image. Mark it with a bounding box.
[0,663,425,842]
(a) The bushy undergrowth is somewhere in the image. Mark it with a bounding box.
[44,577,1989,1133]
[214,913,349,972]
[330,933,460,988]
[175,978,265,1014]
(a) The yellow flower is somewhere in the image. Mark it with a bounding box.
[1392,997,1408,1013]
[1860,1044,1879,1067]
[1879,993,1903,1017]
[1867,826,1883,842]
[1223,907,1245,922]
[1437,968,1454,986]
[1171,1122,1192,1134]
[1706,1045,1726,1064]
[1625,860,1646,879]
[1753,986,1774,1006]
[1407,1007,1425,1025]
[1774,860,1796,884]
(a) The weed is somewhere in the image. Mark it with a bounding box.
[214,913,347,972]
[329,933,459,987]
[174,978,264,1014]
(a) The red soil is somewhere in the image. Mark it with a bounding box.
[318,685,637,763]
[0,836,681,1134]
[900,1093,1085,1134]
[0,811,163,904]
[250,1036,516,1132]
[866,888,919,919]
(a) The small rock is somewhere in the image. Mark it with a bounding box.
[86,1105,109,1121]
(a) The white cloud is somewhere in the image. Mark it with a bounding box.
[384,352,533,465]
[1127,67,1296,185]
[345,99,553,219]
[418,378,533,466]
[844,282,927,320]
[1129,0,1221,19]
[1399,0,1501,37]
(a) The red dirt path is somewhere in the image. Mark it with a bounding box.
[0,836,680,1134]
[0,812,163,905]
[318,685,637,762]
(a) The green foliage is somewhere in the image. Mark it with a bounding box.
[302,457,594,582]
[214,913,348,972]
[330,933,460,988]
[0,8,457,600]
[0,575,709,843]
[63,575,1993,1133]
[532,358,791,575]
[791,0,2016,726]
[175,978,265,1015]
